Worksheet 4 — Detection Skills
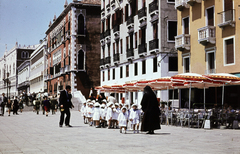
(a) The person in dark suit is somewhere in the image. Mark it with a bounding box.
[1,93,8,116]
[59,85,74,127]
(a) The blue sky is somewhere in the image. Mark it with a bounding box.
[0,0,66,57]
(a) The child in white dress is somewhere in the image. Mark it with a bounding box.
[100,104,106,128]
[87,103,94,126]
[80,102,87,124]
[129,104,141,133]
[118,107,128,134]
[112,103,120,128]
[106,102,113,129]
[92,103,101,128]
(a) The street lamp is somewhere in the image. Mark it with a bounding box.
[3,72,10,99]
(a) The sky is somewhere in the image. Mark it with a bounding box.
[0,0,66,57]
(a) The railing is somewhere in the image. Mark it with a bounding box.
[114,53,120,62]
[105,29,110,37]
[149,39,159,51]
[175,34,191,50]
[186,0,202,6]
[138,7,146,19]
[198,26,215,44]
[149,0,158,14]
[127,16,134,26]
[100,58,105,66]
[105,56,111,64]
[101,8,105,12]
[175,0,189,10]
[138,43,146,54]
[106,4,110,9]
[127,48,134,57]
[205,69,215,74]
[113,25,119,33]
[111,0,115,5]
[217,9,235,27]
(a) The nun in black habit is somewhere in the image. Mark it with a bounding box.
[141,86,161,134]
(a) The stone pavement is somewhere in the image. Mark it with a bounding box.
[0,110,240,154]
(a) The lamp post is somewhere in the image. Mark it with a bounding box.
[4,72,10,100]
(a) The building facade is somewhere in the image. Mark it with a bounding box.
[17,60,30,95]
[100,0,178,105]
[45,0,101,98]
[29,40,47,94]
[0,42,37,98]
[175,0,240,108]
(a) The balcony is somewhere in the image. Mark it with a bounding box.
[60,67,65,75]
[138,43,147,55]
[104,56,111,64]
[138,7,146,20]
[101,8,105,12]
[127,48,134,58]
[175,34,191,51]
[149,0,158,15]
[186,0,202,6]
[149,39,159,51]
[175,0,190,11]
[100,58,105,66]
[205,69,216,75]
[106,4,110,11]
[114,53,120,62]
[64,65,70,73]
[217,9,235,29]
[113,25,119,33]
[111,0,115,8]
[198,26,215,46]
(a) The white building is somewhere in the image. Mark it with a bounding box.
[100,0,178,106]
[29,40,47,94]
[17,60,30,94]
[0,42,37,98]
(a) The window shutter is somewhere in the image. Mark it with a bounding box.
[224,0,233,11]
[226,38,234,64]
[139,29,142,45]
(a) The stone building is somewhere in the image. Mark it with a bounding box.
[45,0,101,98]
[0,42,37,98]
[99,0,178,105]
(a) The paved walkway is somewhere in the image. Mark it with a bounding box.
[0,110,240,154]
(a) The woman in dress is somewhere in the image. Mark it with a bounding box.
[141,86,161,134]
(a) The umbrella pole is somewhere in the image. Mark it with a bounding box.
[172,88,174,125]
[204,86,206,111]
[221,83,225,125]
[167,86,169,125]
[189,82,191,128]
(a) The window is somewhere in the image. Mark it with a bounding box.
[78,14,85,35]
[116,41,119,53]
[13,63,15,74]
[125,4,129,21]
[135,32,137,49]
[21,51,25,58]
[120,66,123,78]
[126,65,129,77]
[153,22,158,39]
[142,60,146,74]
[126,36,129,49]
[139,28,146,45]
[183,17,189,34]
[120,39,123,54]
[169,89,178,100]
[78,50,84,70]
[168,21,177,41]
[169,57,178,72]
[206,7,214,26]
[130,33,133,49]
[206,51,215,73]
[224,37,234,65]
[102,71,105,81]
[167,0,175,3]
[134,62,138,76]
[113,42,115,54]
[108,69,110,80]
[183,56,190,73]
[113,68,115,80]
[108,44,111,57]
[153,57,158,72]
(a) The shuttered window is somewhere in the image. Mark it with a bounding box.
[207,7,214,26]
[224,0,233,11]
[183,17,189,34]
[225,38,234,64]
[135,32,138,49]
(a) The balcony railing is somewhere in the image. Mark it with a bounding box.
[60,67,65,75]
[106,4,110,10]
[105,56,111,64]
[149,1,158,14]
[138,7,146,19]
[127,16,134,26]
[149,39,159,51]
[186,0,202,6]
[138,43,146,55]
[198,26,215,45]
[105,29,110,37]
[114,53,120,62]
[111,0,115,6]
[175,34,191,51]
[113,25,119,33]
[64,65,70,72]
[217,9,235,29]
[175,0,190,11]
[127,48,134,57]
[100,58,105,66]
[101,8,105,12]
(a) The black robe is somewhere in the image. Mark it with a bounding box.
[141,86,161,131]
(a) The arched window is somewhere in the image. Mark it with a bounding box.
[26,52,29,58]
[9,65,11,75]
[78,50,84,70]
[21,51,25,58]
[13,63,15,74]
[78,14,85,35]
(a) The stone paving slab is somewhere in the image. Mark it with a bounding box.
[0,111,240,154]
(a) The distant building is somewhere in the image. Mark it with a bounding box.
[44,0,101,98]
[99,0,178,105]
[0,42,37,98]
[29,40,47,94]
[17,60,30,95]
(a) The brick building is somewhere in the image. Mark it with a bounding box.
[45,0,101,98]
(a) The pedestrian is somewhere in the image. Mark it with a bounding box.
[93,103,101,128]
[141,86,161,134]
[129,104,141,133]
[59,85,74,127]
[106,102,113,129]
[100,104,106,128]
[1,93,7,116]
[43,96,50,117]
[18,98,24,113]
[13,96,19,115]
[6,99,12,116]
[80,102,87,124]
[87,103,94,126]
[50,96,58,115]
[118,107,128,134]
[107,93,116,104]
[112,103,120,128]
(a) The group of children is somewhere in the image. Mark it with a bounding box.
[80,99,142,134]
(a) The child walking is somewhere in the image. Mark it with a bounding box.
[92,103,101,128]
[80,102,87,124]
[129,104,141,133]
[118,107,129,134]
[87,103,94,126]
